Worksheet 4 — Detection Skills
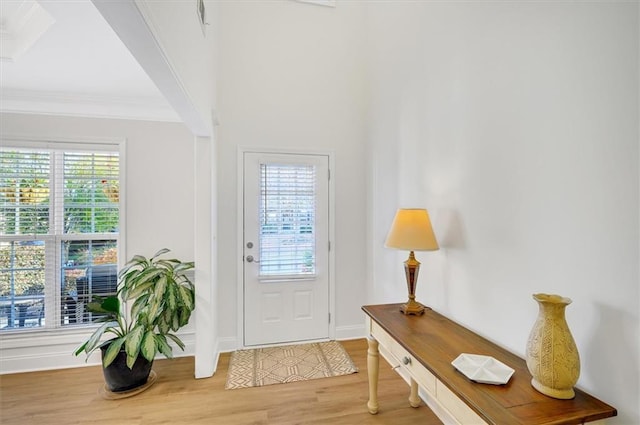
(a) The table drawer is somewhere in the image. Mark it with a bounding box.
[437,380,488,425]
[371,320,437,394]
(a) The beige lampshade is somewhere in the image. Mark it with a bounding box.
[385,208,439,251]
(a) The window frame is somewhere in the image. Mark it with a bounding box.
[0,136,125,334]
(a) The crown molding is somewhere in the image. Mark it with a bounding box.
[0,88,181,122]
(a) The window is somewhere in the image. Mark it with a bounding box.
[0,142,121,331]
[259,163,316,277]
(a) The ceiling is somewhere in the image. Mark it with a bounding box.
[0,0,180,122]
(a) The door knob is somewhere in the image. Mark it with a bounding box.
[246,255,259,263]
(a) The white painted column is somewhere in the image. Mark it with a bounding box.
[194,135,218,378]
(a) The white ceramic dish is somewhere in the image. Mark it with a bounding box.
[451,353,515,385]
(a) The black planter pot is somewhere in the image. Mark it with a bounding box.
[100,342,153,392]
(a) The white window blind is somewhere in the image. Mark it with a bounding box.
[62,152,119,234]
[259,163,316,277]
[0,150,50,235]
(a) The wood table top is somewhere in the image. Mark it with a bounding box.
[362,303,617,425]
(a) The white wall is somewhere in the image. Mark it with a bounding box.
[367,2,639,424]
[216,0,368,348]
[0,112,196,373]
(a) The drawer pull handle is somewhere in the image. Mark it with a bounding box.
[402,356,411,365]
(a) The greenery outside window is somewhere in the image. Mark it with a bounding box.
[0,142,121,331]
[259,163,316,277]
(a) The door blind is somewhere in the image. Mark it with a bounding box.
[259,163,316,277]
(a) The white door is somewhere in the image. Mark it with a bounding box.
[243,152,330,346]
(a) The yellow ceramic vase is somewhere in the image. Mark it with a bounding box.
[525,293,580,399]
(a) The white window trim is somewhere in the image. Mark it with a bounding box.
[0,135,126,373]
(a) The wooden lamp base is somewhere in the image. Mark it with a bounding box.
[400,298,426,315]
[400,251,427,316]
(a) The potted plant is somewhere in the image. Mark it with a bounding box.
[74,248,195,393]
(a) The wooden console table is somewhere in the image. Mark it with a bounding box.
[362,304,617,425]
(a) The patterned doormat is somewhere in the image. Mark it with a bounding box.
[225,340,358,389]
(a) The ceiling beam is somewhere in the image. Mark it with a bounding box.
[92,0,209,136]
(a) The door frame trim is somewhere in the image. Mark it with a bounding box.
[236,146,336,348]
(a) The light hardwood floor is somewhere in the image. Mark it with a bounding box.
[0,338,442,425]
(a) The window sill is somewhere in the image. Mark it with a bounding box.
[0,325,98,350]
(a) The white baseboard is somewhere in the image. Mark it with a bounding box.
[215,324,367,354]
[216,336,239,353]
[336,323,366,341]
[0,330,196,375]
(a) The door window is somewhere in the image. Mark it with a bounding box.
[259,163,316,278]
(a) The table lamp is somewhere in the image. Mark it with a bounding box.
[385,208,439,315]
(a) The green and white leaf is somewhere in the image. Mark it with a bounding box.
[178,285,194,311]
[155,334,173,358]
[140,331,157,362]
[103,337,125,368]
[125,325,144,359]
[166,284,177,310]
[75,320,118,356]
[165,333,185,351]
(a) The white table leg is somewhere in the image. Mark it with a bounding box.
[367,337,379,415]
[409,378,420,408]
